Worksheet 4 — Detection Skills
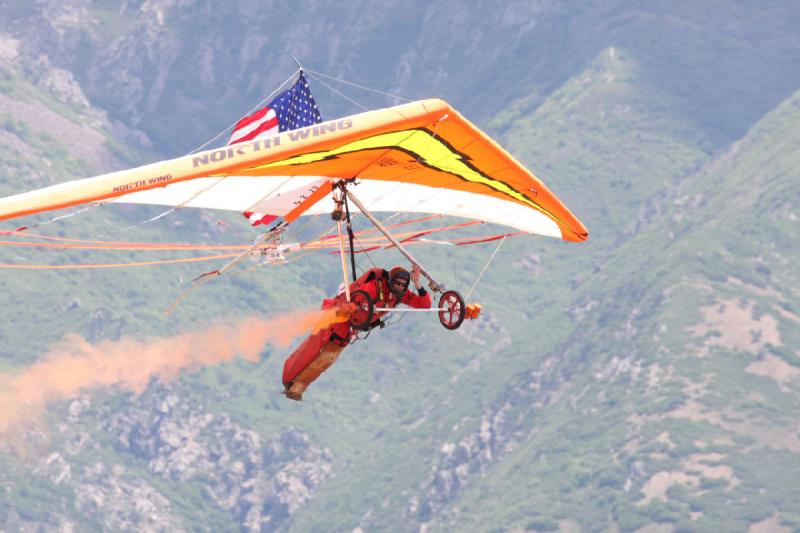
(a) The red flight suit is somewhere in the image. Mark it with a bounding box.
[282,268,432,400]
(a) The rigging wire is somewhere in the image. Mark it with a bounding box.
[0,252,242,270]
[1,217,480,252]
[104,175,231,236]
[1,204,103,238]
[0,239,248,251]
[350,230,377,273]
[305,71,369,111]
[464,234,508,300]
[304,68,412,103]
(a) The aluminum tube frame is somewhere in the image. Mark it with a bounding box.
[374,307,447,312]
[336,219,351,301]
[344,188,445,293]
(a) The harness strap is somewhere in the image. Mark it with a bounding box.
[378,270,387,302]
[330,330,350,346]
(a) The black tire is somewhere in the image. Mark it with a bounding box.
[348,290,374,331]
[438,290,465,330]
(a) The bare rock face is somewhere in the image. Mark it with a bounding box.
[106,386,334,531]
[29,54,91,108]
[73,462,183,532]
[0,510,77,533]
[19,431,181,532]
[412,354,565,523]
[40,452,72,485]
[9,382,333,532]
[0,33,20,65]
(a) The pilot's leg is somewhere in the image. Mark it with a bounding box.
[284,341,346,400]
[282,329,330,388]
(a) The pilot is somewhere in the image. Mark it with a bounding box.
[282,264,431,400]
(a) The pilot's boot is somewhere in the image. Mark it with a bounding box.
[284,381,307,401]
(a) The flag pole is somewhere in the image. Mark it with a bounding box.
[290,54,304,71]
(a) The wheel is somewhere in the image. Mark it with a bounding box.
[438,290,465,330]
[348,290,374,331]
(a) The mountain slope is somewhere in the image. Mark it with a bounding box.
[1,2,799,532]
[432,83,800,533]
[282,47,720,532]
[3,1,800,153]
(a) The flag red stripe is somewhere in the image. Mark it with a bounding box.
[242,212,278,227]
[231,116,279,144]
[233,107,270,130]
[251,214,277,226]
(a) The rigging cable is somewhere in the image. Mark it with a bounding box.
[304,68,412,103]
[305,71,368,111]
[0,252,241,270]
[464,234,508,300]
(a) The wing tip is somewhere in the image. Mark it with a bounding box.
[563,228,589,243]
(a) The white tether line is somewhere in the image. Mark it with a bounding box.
[464,233,508,300]
[304,68,412,103]
[306,71,368,111]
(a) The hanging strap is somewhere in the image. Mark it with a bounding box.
[343,190,357,282]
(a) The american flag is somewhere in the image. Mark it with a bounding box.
[229,71,322,145]
[230,71,322,226]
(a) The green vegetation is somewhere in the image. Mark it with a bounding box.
[0,2,798,532]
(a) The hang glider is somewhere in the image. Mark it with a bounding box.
[0,99,587,243]
[0,87,588,327]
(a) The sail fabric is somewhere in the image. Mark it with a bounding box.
[0,99,588,242]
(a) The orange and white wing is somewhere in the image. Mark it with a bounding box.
[0,99,587,242]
